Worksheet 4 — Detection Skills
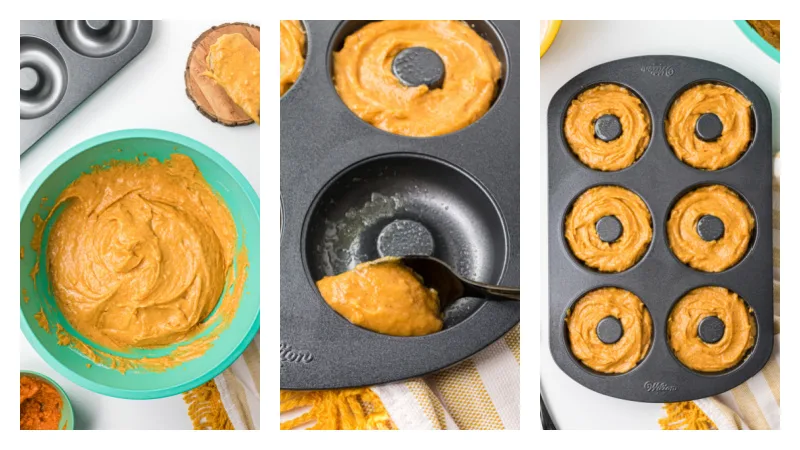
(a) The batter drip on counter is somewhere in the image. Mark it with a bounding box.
[31,154,246,370]
[316,257,443,337]
[566,287,653,374]
[333,20,502,137]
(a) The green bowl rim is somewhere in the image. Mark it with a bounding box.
[734,20,779,63]
[20,128,261,400]
[20,370,75,430]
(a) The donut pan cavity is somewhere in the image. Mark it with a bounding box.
[281,21,520,390]
[20,21,152,153]
[548,56,773,402]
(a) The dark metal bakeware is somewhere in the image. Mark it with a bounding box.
[548,55,773,402]
[20,20,153,153]
[281,20,520,390]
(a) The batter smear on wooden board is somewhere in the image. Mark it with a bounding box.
[185,23,260,126]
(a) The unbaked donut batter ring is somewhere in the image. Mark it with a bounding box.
[332,20,502,137]
[566,287,653,374]
[563,84,651,171]
[666,83,752,170]
[667,185,754,272]
[668,286,756,372]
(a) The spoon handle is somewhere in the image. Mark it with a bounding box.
[465,281,520,301]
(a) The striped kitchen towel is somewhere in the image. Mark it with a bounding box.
[280,325,520,430]
[660,154,780,430]
[184,333,261,430]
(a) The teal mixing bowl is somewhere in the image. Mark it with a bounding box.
[735,20,779,63]
[20,129,260,399]
[20,370,75,430]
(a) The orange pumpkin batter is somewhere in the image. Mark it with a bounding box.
[280,20,305,96]
[36,155,242,359]
[668,287,756,372]
[666,84,752,170]
[205,33,260,124]
[566,287,652,374]
[333,20,502,137]
[563,84,651,171]
[316,258,443,337]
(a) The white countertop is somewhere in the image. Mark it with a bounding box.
[20,20,260,430]
[539,20,779,430]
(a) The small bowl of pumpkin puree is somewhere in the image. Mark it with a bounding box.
[20,371,74,430]
[20,129,260,399]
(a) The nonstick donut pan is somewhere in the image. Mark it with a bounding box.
[548,56,773,402]
[20,20,152,153]
[281,20,520,390]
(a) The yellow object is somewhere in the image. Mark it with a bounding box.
[540,20,561,57]
[316,258,443,337]
[280,389,396,430]
[204,33,260,124]
[184,379,235,430]
[280,20,305,96]
[333,20,502,137]
[660,402,717,430]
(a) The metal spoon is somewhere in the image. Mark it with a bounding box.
[397,255,520,308]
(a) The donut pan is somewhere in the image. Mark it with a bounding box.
[548,56,773,402]
[281,20,520,390]
[20,20,152,153]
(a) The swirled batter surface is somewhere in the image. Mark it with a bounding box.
[45,155,238,351]
[667,185,754,272]
[563,84,651,171]
[566,287,652,374]
[280,20,305,96]
[668,286,756,372]
[666,84,752,170]
[565,186,652,272]
[333,20,502,137]
[316,258,443,337]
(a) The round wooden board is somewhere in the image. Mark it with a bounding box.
[185,22,260,126]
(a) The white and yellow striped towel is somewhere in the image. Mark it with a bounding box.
[184,333,260,430]
[280,325,520,430]
[660,154,781,430]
